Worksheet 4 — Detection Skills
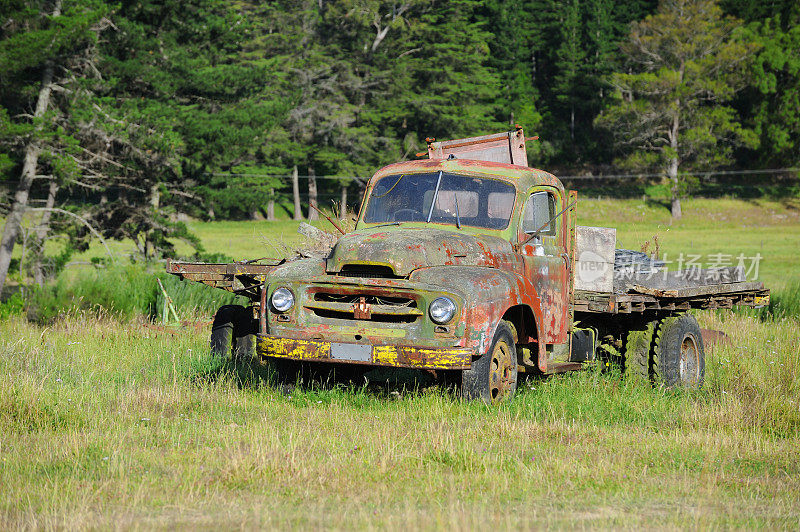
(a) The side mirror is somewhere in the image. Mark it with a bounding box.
[522,192,551,234]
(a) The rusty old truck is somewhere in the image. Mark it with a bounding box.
[167,129,769,403]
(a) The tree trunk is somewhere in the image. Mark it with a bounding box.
[33,180,59,286]
[307,166,318,221]
[668,108,681,220]
[670,63,684,220]
[144,235,153,260]
[149,183,160,209]
[36,181,58,242]
[339,184,347,220]
[0,0,61,294]
[292,165,302,220]
[266,188,275,221]
[570,105,575,141]
[670,175,681,219]
[145,182,161,258]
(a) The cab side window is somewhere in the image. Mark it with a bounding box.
[522,191,556,236]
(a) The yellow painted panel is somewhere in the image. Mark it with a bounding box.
[258,335,474,369]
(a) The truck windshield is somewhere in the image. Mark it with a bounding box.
[363,172,516,230]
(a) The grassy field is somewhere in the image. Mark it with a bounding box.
[0,311,798,528]
[1,197,799,528]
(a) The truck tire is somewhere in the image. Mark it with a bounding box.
[653,314,705,387]
[210,305,256,361]
[623,320,657,382]
[461,321,518,404]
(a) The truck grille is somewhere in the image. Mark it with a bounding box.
[306,292,421,323]
[314,293,415,306]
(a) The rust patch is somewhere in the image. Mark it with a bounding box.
[258,334,475,370]
[352,296,372,320]
[701,328,732,349]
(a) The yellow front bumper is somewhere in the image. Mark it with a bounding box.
[257,335,475,370]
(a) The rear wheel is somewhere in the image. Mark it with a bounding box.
[623,320,657,382]
[653,314,705,387]
[461,321,518,404]
[210,305,256,361]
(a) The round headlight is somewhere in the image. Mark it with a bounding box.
[271,287,294,312]
[429,297,456,324]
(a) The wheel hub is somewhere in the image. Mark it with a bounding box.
[678,334,700,384]
[489,340,516,402]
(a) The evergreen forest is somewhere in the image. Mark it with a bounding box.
[1,0,799,285]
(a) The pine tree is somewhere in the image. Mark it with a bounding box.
[595,0,759,219]
[100,0,291,226]
[486,0,543,135]
[552,0,587,145]
[396,0,506,140]
[0,0,111,292]
[730,4,800,167]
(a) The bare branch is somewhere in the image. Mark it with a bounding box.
[27,207,116,263]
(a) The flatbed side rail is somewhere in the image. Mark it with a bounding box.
[166,259,283,299]
[574,285,770,315]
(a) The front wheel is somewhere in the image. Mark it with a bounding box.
[461,321,518,404]
[210,305,256,361]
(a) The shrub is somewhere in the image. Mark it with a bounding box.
[0,292,25,319]
[733,281,800,322]
[22,263,243,323]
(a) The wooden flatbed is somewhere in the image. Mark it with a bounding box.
[166,259,280,299]
[574,284,768,314]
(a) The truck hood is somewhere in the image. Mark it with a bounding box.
[326,227,512,277]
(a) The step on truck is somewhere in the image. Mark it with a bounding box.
[168,128,770,403]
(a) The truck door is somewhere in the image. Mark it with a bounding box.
[517,188,570,345]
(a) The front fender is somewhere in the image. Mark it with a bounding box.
[410,266,544,361]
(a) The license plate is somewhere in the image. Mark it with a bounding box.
[754,295,770,306]
[330,342,372,362]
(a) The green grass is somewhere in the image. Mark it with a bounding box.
[768,282,800,320]
[7,263,243,323]
[1,197,799,527]
[0,311,798,528]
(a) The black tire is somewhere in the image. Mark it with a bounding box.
[623,320,657,382]
[210,305,256,361]
[461,321,518,404]
[653,314,705,388]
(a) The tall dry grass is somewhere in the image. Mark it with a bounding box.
[0,310,798,528]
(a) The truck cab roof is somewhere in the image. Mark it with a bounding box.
[369,158,564,194]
